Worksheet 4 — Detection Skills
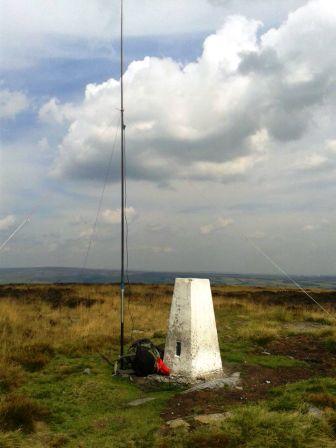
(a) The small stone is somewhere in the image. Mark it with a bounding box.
[194,413,232,425]
[128,397,156,407]
[262,351,271,355]
[266,380,271,384]
[182,373,240,394]
[166,419,190,429]
[83,368,91,375]
[308,406,323,418]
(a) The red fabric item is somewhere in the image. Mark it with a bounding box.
[156,357,170,376]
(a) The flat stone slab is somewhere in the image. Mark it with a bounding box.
[308,406,323,418]
[146,374,191,385]
[194,412,232,425]
[128,397,156,407]
[166,418,190,429]
[182,372,240,394]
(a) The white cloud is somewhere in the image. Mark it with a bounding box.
[248,231,266,240]
[0,215,16,231]
[303,224,316,231]
[79,228,94,239]
[301,153,329,170]
[39,98,75,125]
[37,138,52,154]
[297,138,336,172]
[2,0,336,277]
[0,0,307,69]
[0,89,29,119]
[48,1,336,186]
[327,140,336,154]
[302,219,331,232]
[200,217,233,235]
[150,246,174,254]
[135,244,174,254]
[102,207,137,224]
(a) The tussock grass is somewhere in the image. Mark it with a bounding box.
[237,322,281,345]
[306,392,336,410]
[157,405,336,448]
[0,394,49,433]
[0,362,25,393]
[326,410,336,436]
[11,342,54,372]
[0,284,171,374]
[0,430,22,448]
[0,283,335,447]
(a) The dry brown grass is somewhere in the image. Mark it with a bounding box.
[0,394,50,433]
[0,283,335,379]
[0,285,336,372]
[0,283,335,447]
[306,393,336,410]
[0,361,25,392]
[0,284,172,375]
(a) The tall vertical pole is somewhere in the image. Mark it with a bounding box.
[120,0,125,367]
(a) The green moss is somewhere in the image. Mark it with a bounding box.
[16,355,175,447]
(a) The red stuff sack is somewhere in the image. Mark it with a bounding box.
[156,357,170,376]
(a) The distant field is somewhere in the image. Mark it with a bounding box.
[1,267,336,290]
[0,284,336,447]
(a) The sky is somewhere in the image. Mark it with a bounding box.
[0,0,335,276]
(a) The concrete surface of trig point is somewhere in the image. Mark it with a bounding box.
[164,278,223,381]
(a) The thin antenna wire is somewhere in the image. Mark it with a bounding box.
[80,118,120,275]
[0,192,52,254]
[0,219,29,253]
[236,229,334,318]
[184,179,335,320]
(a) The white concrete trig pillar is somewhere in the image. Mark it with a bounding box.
[164,278,223,381]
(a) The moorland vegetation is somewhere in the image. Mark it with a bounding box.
[0,283,335,447]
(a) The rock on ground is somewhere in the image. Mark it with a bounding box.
[128,397,156,407]
[182,372,240,394]
[166,418,190,429]
[308,406,323,418]
[194,412,232,425]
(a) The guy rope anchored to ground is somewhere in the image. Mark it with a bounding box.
[0,192,53,254]
[183,177,335,321]
[0,146,334,322]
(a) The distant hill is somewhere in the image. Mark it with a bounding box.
[0,267,335,289]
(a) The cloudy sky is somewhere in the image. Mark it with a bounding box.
[0,0,335,276]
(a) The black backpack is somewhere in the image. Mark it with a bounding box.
[128,339,162,376]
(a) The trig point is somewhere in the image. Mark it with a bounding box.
[164,278,223,381]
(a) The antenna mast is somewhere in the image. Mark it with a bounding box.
[120,0,125,366]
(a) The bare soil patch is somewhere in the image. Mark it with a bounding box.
[161,365,311,420]
[162,335,336,420]
[265,334,336,374]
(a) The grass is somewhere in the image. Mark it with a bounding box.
[220,341,306,367]
[0,393,49,433]
[157,405,336,448]
[0,283,335,447]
